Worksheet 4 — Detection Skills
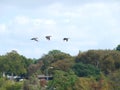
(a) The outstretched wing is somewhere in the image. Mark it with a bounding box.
[45,36,51,40]
[31,37,38,42]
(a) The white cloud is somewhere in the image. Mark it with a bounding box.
[13,16,56,26]
[14,16,30,25]
[45,1,120,21]
[46,2,64,16]
[63,19,71,23]
[0,1,120,58]
[32,19,43,26]
[0,24,6,33]
[44,19,56,25]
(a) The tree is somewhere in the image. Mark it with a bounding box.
[48,50,71,62]
[108,69,120,90]
[101,55,115,74]
[39,50,72,74]
[51,58,74,72]
[27,61,43,76]
[23,75,41,90]
[0,55,9,75]
[75,50,120,75]
[47,70,77,90]
[0,50,34,76]
[116,44,120,51]
[76,50,102,68]
[72,62,100,77]
[5,51,27,75]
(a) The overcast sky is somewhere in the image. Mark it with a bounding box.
[0,0,120,58]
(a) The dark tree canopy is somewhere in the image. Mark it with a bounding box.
[116,44,120,51]
[72,62,100,77]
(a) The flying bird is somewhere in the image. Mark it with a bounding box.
[31,37,38,42]
[45,36,52,40]
[63,38,69,42]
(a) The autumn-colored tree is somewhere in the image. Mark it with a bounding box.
[27,61,43,76]
[76,50,103,68]
[52,58,74,72]
[108,69,120,90]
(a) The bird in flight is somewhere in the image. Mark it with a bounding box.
[45,36,52,40]
[31,37,38,42]
[63,38,69,42]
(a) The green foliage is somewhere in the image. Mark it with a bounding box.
[74,77,95,90]
[0,50,34,76]
[51,58,74,71]
[116,44,120,51]
[0,77,23,90]
[101,51,120,74]
[48,50,71,60]
[23,75,41,90]
[108,69,120,90]
[47,70,77,90]
[76,50,102,67]
[76,50,120,74]
[101,55,115,74]
[39,50,72,74]
[40,50,71,66]
[1,48,120,90]
[72,62,100,77]
[27,61,43,77]
[6,82,23,90]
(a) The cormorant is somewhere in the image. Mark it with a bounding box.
[63,38,69,42]
[45,36,52,40]
[31,37,38,42]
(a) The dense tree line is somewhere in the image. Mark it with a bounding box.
[76,50,120,74]
[1,44,120,90]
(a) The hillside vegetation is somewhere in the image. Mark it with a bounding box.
[0,45,120,90]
